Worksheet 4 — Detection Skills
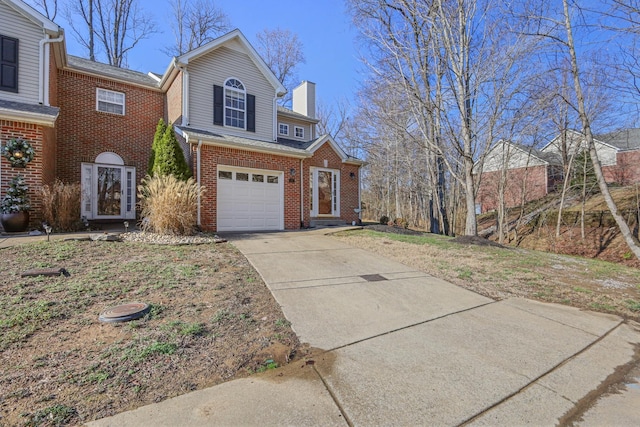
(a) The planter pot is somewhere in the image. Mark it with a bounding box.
[0,211,30,233]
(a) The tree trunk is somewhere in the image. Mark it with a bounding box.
[563,0,640,259]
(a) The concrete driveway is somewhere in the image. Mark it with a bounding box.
[90,229,640,426]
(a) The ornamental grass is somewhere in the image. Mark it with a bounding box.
[138,175,204,235]
[39,180,81,231]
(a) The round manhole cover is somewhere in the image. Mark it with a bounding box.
[99,302,150,323]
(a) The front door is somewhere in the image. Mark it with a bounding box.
[81,154,135,220]
[310,168,340,217]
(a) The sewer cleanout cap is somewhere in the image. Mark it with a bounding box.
[99,302,151,323]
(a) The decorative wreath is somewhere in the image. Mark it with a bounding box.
[2,138,35,168]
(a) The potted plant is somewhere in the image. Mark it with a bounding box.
[1,175,30,232]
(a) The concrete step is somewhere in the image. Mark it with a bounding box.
[310,218,348,227]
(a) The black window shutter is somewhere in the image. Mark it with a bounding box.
[247,94,255,132]
[0,36,18,92]
[213,85,223,125]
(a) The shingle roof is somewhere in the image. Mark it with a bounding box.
[67,56,160,88]
[276,137,315,150]
[277,105,318,122]
[178,126,310,157]
[0,99,59,117]
[595,129,640,151]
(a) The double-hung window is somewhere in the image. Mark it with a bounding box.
[295,126,304,139]
[97,88,125,115]
[279,123,289,135]
[224,78,246,129]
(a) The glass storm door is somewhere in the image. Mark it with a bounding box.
[97,166,121,216]
[311,168,339,217]
[318,170,333,215]
[81,162,136,220]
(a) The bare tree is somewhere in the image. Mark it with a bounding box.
[164,0,230,57]
[28,0,58,20]
[348,0,535,236]
[559,0,640,258]
[255,28,306,106]
[66,0,156,67]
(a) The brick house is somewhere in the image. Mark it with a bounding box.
[476,130,640,213]
[0,0,363,232]
[476,141,562,214]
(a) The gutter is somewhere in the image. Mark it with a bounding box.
[39,33,64,105]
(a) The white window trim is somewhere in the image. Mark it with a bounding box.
[294,126,304,139]
[96,88,125,115]
[224,77,246,130]
[279,123,289,135]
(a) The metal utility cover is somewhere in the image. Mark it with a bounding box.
[99,302,150,323]
[361,274,388,282]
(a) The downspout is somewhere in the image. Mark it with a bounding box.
[197,139,202,226]
[39,34,64,105]
[300,158,304,228]
[273,96,278,140]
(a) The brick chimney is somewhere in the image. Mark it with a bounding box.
[292,81,316,119]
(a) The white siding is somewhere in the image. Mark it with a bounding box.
[188,46,276,141]
[595,141,617,166]
[0,1,43,104]
[483,142,546,173]
[276,114,314,141]
[542,133,618,166]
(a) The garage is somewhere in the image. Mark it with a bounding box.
[217,167,284,232]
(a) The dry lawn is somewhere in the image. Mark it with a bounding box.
[0,240,299,426]
[334,228,640,322]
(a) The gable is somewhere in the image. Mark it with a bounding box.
[482,142,547,173]
[542,131,618,166]
[176,29,285,96]
[187,46,275,141]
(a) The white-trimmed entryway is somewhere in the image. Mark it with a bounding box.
[310,167,340,218]
[216,166,284,231]
[81,152,136,220]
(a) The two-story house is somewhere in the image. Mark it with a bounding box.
[0,0,363,232]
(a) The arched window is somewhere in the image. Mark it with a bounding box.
[224,78,246,129]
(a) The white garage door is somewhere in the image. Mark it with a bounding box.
[217,167,284,232]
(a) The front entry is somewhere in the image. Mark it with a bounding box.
[81,152,136,220]
[310,167,340,217]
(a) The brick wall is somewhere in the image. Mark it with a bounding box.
[166,71,182,125]
[56,70,164,192]
[477,164,548,213]
[197,144,302,231]
[304,142,360,225]
[0,120,49,228]
[603,150,640,185]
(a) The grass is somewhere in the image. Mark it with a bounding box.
[24,404,77,427]
[335,229,640,321]
[0,239,300,426]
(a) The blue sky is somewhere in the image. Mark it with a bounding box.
[58,0,361,108]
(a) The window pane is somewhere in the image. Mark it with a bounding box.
[236,172,249,181]
[218,171,232,179]
[267,175,278,183]
[252,174,264,182]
